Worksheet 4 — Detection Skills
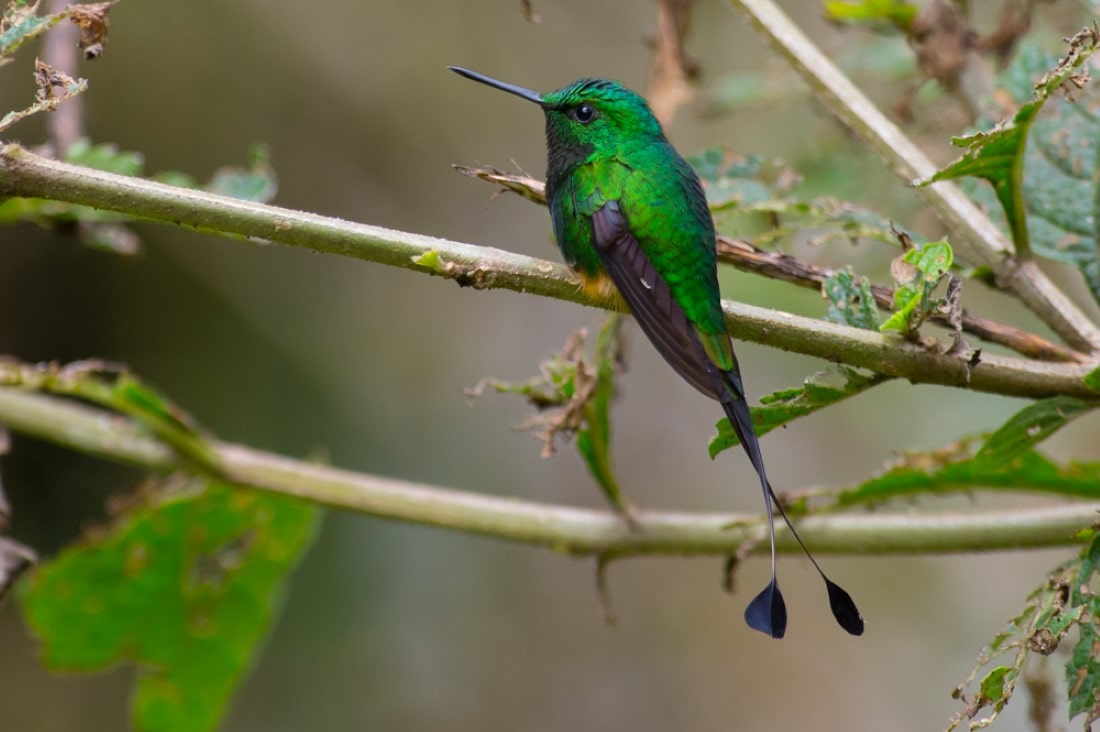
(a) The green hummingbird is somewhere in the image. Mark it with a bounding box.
[450,66,863,639]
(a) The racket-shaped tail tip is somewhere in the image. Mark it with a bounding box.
[744,580,787,639]
[826,579,864,636]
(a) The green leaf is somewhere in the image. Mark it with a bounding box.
[880,239,953,333]
[1086,364,1100,394]
[0,1,58,61]
[0,361,222,473]
[839,397,1100,505]
[65,138,145,176]
[846,448,1100,505]
[709,368,887,458]
[206,143,278,203]
[576,314,625,513]
[946,542,1099,731]
[971,396,1094,472]
[686,147,783,209]
[21,481,320,732]
[1067,534,1100,724]
[978,666,1015,709]
[822,268,880,330]
[917,31,1099,262]
[822,0,917,30]
[411,249,445,273]
[0,140,278,254]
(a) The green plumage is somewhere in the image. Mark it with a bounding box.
[541,79,736,377]
[450,66,862,640]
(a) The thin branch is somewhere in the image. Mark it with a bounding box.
[730,0,1100,354]
[458,165,1086,364]
[0,144,1094,399]
[0,386,1093,556]
[713,237,1087,363]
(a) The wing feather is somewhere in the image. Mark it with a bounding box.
[590,201,719,399]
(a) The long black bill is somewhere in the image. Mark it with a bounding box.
[449,66,544,106]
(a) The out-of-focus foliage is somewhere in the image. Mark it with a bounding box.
[21,480,320,732]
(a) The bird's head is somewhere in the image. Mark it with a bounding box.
[449,67,666,174]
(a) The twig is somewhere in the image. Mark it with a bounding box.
[0,145,1095,398]
[713,236,1087,363]
[456,165,1084,363]
[0,386,1094,557]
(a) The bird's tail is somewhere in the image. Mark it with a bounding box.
[716,370,864,639]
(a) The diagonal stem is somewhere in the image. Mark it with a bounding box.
[730,0,1100,353]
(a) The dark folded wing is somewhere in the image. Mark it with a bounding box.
[590,200,719,400]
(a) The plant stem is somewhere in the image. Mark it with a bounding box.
[0,145,1094,399]
[730,0,1100,354]
[0,386,1093,556]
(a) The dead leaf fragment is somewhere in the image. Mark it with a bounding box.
[67,1,115,59]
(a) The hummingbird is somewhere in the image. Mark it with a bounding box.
[450,66,863,639]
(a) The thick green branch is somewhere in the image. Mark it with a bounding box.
[731,0,1100,354]
[0,145,1095,399]
[0,386,1093,556]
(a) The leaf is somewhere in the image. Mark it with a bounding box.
[709,367,887,458]
[20,480,320,732]
[917,29,1099,261]
[0,140,278,254]
[880,239,953,333]
[822,0,917,30]
[0,360,222,473]
[839,397,1100,506]
[0,0,116,65]
[0,1,58,62]
[576,314,625,513]
[65,137,144,176]
[0,59,87,133]
[685,147,788,209]
[977,666,1015,710]
[206,143,277,204]
[945,540,1100,731]
[1086,364,1100,394]
[971,396,1094,472]
[65,1,115,59]
[822,268,880,330]
[1066,534,1100,725]
[467,321,627,513]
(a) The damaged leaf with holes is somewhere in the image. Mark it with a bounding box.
[945,537,1100,731]
[822,268,879,330]
[709,368,887,459]
[839,396,1100,506]
[919,32,1100,305]
[1066,534,1100,726]
[0,0,116,64]
[467,316,627,513]
[20,481,320,732]
[880,239,953,333]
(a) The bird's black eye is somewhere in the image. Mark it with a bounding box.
[573,103,596,124]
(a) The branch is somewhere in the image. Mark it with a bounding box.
[0,145,1095,399]
[730,0,1100,354]
[0,386,1094,557]
[458,165,1086,364]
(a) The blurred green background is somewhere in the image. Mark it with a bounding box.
[1,1,1097,730]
